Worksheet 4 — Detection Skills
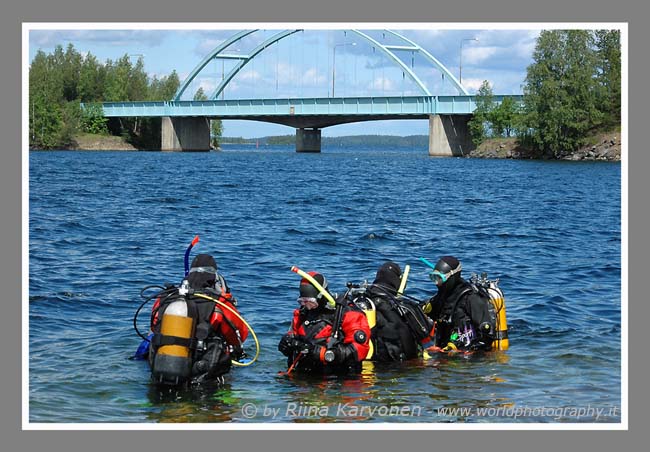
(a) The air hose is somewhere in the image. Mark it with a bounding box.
[192,293,260,367]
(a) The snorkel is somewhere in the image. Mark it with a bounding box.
[184,235,200,277]
[419,256,437,270]
[397,264,410,296]
[291,266,336,309]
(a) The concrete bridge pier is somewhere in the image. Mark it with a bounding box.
[161,116,211,151]
[296,128,321,153]
[428,114,475,157]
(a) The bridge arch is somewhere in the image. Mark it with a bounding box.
[174,29,468,101]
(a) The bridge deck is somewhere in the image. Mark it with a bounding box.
[100,95,521,119]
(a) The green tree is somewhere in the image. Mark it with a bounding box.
[62,43,82,101]
[78,54,103,102]
[468,80,495,145]
[59,101,82,147]
[147,71,180,100]
[161,71,181,100]
[81,103,108,134]
[595,30,621,128]
[103,56,131,101]
[128,57,149,101]
[29,50,64,148]
[193,87,208,101]
[210,120,223,149]
[490,96,517,137]
[520,30,602,156]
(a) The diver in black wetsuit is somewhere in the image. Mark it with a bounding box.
[422,256,495,352]
[362,261,428,361]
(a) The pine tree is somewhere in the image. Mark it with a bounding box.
[595,30,621,128]
[468,80,495,145]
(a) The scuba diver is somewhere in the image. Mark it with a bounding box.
[420,255,497,353]
[351,261,435,362]
[134,238,258,387]
[278,270,371,374]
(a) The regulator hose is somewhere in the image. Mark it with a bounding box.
[193,293,260,367]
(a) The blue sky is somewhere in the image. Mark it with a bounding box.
[28,25,542,138]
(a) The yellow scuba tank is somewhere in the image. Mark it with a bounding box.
[151,297,195,385]
[486,281,509,351]
[361,299,376,360]
[350,294,376,360]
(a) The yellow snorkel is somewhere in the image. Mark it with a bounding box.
[291,266,375,361]
[397,264,410,296]
[291,266,336,309]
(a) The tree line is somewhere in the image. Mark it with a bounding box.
[469,30,621,157]
[29,44,222,149]
[220,135,430,147]
[30,30,620,155]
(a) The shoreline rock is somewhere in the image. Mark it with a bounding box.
[466,132,621,161]
[71,134,138,151]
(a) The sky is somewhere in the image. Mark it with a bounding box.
[28,24,542,138]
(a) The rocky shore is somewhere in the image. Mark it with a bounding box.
[466,131,621,161]
[71,134,138,151]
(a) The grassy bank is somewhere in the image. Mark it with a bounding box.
[72,133,138,151]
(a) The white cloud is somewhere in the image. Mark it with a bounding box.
[195,38,226,57]
[239,70,262,82]
[461,78,488,92]
[369,77,395,91]
[463,46,498,65]
[197,77,219,94]
[302,68,327,87]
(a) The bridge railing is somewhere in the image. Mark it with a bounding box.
[97,95,522,118]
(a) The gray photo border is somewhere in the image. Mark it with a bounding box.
[2,0,644,451]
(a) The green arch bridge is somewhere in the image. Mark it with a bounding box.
[97,29,522,154]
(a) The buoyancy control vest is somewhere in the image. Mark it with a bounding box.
[149,289,231,386]
[470,274,509,351]
[432,273,509,351]
[352,286,435,362]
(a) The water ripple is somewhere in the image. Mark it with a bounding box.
[28,148,622,423]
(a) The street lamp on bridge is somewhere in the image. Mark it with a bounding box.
[332,42,356,98]
[459,38,478,85]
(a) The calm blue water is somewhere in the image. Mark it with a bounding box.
[29,145,622,423]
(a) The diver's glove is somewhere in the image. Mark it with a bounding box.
[278,334,312,356]
[278,334,297,356]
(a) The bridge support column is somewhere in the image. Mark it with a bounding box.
[161,116,211,151]
[296,128,321,153]
[428,114,475,157]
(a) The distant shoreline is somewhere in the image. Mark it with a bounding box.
[31,132,621,162]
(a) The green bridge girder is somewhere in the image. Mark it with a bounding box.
[100,95,522,129]
[174,29,469,101]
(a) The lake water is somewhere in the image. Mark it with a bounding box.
[28,145,622,424]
